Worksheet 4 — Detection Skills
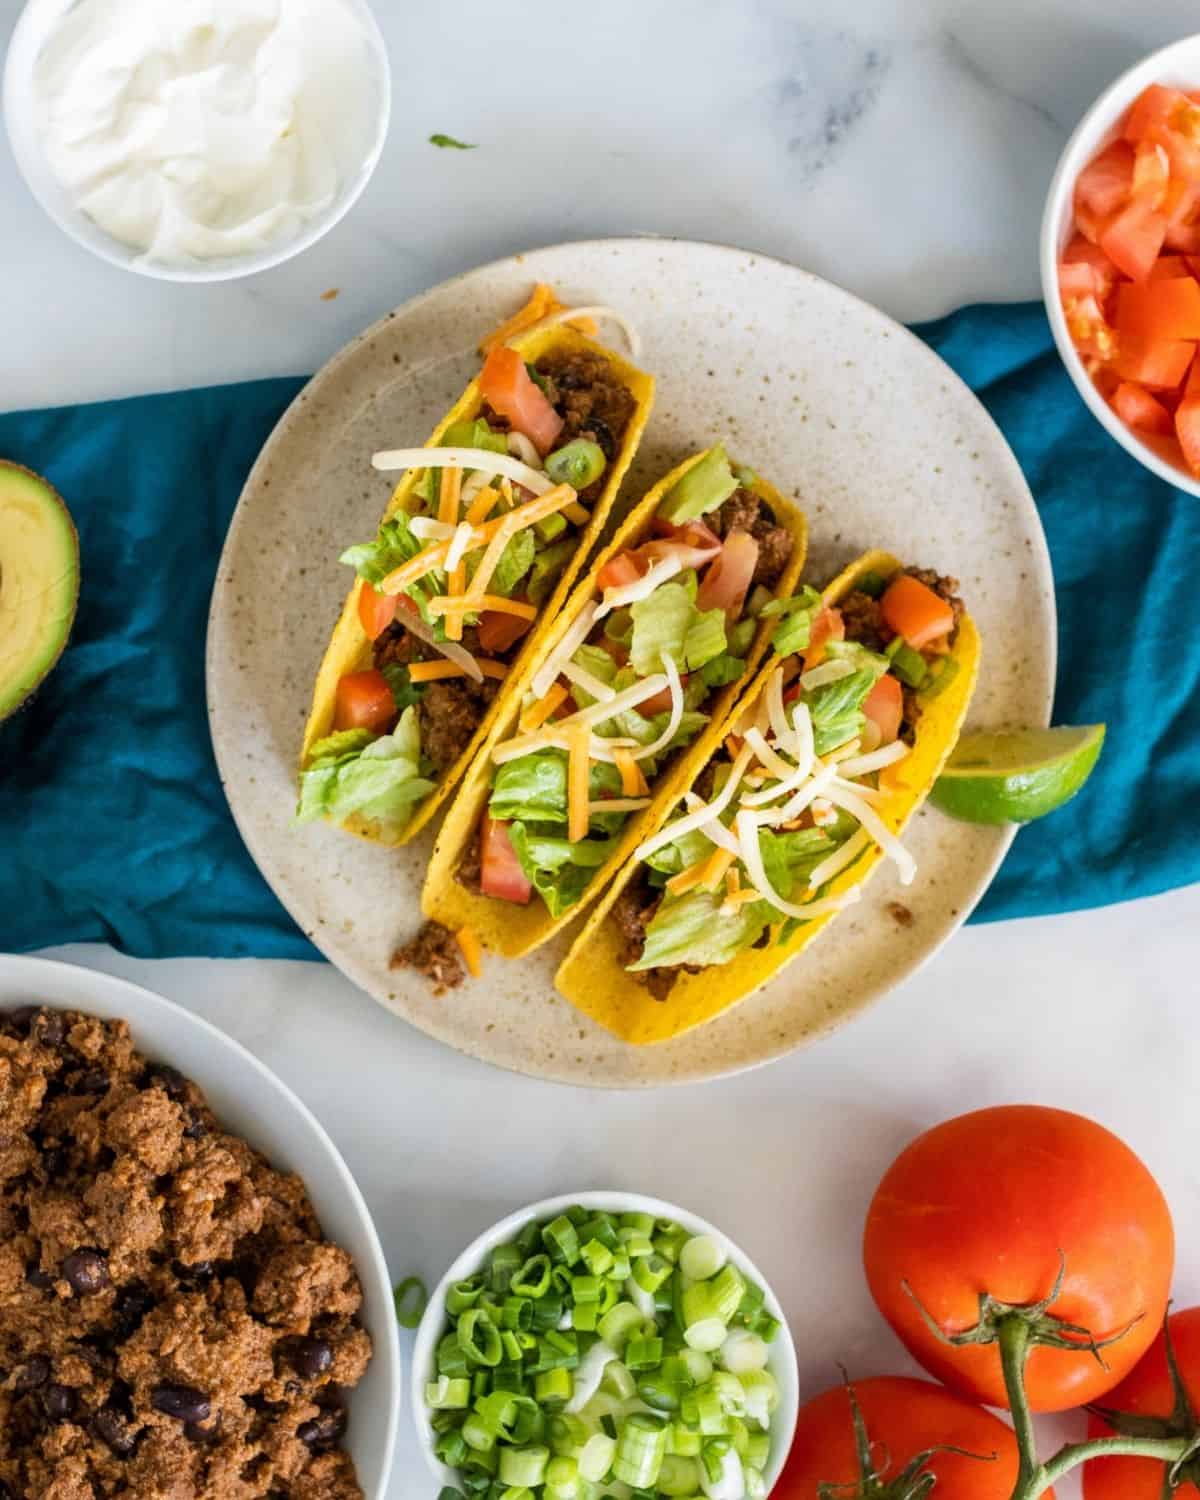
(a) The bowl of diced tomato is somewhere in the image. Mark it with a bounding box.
[1042,34,1200,493]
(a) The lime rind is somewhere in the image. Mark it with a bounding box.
[929,724,1106,825]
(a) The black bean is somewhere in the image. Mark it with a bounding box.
[32,1010,66,1046]
[587,416,615,458]
[25,1264,53,1290]
[14,1353,51,1392]
[111,1283,155,1339]
[77,1068,110,1095]
[142,1063,187,1100]
[63,1248,109,1297]
[41,1146,68,1179]
[94,1406,138,1457]
[184,1416,222,1444]
[175,1259,214,1285]
[6,1005,40,1033]
[287,1335,333,1378]
[297,1407,346,1448]
[44,1383,76,1420]
[151,1384,211,1423]
[182,1112,207,1141]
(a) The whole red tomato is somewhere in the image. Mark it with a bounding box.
[1085,1308,1200,1500]
[777,1376,1033,1498]
[863,1106,1174,1412]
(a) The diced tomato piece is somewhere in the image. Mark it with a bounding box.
[1111,336,1194,388]
[1124,84,1192,143]
[1100,197,1168,280]
[803,605,845,669]
[478,346,563,455]
[478,610,532,654]
[1131,140,1170,208]
[596,551,647,592]
[1059,261,1099,299]
[480,816,533,904]
[862,674,903,745]
[1111,381,1173,434]
[1062,291,1118,361]
[1116,275,1200,340]
[1062,235,1120,300]
[639,676,689,716]
[880,575,956,650]
[1165,216,1200,253]
[1148,254,1194,279]
[333,670,397,734]
[1075,140,1135,218]
[696,530,759,619]
[357,582,398,640]
[1174,359,1200,474]
[639,535,724,573]
[651,517,722,550]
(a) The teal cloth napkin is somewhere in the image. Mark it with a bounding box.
[1,302,1196,960]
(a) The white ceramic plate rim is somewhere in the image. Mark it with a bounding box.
[207,236,1056,1088]
[410,1189,800,1494]
[1040,32,1200,496]
[2,0,392,283]
[0,952,401,1498]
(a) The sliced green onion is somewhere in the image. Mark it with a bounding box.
[620,1211,656,1235]
[546,439,607,491]
[658,1454,701,1497]
[718,1328,769,1374]
[746,1430,770,1470]
[532,1292,564,1330]
[426,1376,471,1409]
[752,1311,781,1344]
[393,1275,428,1328]
[462,1412,497,1452]
[436,1488,467,1500]
[625,1335,664,1372]
[446,1277,486,1316]
[535,511,568,543]
[922,654,960,699]
[514,1219,541,1256]
[612,1412,667,1489]
[548,1413,590,1456]
[511,1253,552,1298]
[437,1431,470,1467]
[653,1224,689,1264]
[498,1445,550,1487]
[571,1273,602,1304]
[535,1367,573,1406]
[580,1238,614,1276]
[889,642,928,688]
[679,1235,727,1283]
[438,1331,471,1378]
[632,1254,672,1295]
[490,1242,523,1293]
[708,1370,747,1415]
[854,569,889,598]
[708,1265,745,1323]
[666,1421,702,1457]
[458,1308,503,1367]
[619,1228,655,1259]
[598,1300,642,1349]
[542,1215,581,1266]
[601,1359,637,1401]
[579,1431,617,1481]
[683,1315,728,1354]
[571,1301,598,1332]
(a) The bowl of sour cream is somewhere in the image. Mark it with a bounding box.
[3,0,391,281]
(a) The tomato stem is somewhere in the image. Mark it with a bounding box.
[999,1314,1200,1500]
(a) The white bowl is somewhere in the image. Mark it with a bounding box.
[0,954,400,1498]
[1041,33,1200,497]
[412,1190,800,1495]
[2,0,391,283]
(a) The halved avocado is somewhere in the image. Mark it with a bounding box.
[0,462,80,721]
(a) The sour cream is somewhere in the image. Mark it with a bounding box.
[32,0,379,265]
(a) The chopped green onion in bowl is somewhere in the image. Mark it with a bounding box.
[413,1193,798,1500]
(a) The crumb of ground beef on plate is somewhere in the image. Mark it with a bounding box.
[390,921,465,994]
[0,1005,371,1500]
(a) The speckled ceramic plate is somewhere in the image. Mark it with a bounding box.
[206,239,1055,1087]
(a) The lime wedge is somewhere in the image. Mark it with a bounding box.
[929,725,1106,825]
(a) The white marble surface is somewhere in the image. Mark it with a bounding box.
[5,0,1200,1494]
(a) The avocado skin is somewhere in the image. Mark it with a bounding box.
[0,461,80,723]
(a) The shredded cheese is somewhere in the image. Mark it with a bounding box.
[725,866,741,898]
[625,654,685,763]
[478,283,588,354]
[465,485,501,525]
[820,783,917,885]
[371,447,555,494]
[800,658,855,691]
[735,809,861,921]
[635,745,755,862]
[807,828,872,891]
[564,501,590,527]
[568,723,591,843]
[588,798,651,815]
[531,603,598,699]
[520,682,567,732]
[410,516,456,541]
[744,727,798,783]
[741,702,815,808]
[612,748,650,797]
[700,847,737,891]
[519,304,642,359]
[561,659,617,703]
[506,431,542,469]
[438,465,462,527]
[429,596,538,620]
[444,520,475,575]
[463,484,577,602]
[666,861,711,897]
[408,658,508,683]
[595,556,684,619]
[836,740,910,779]
[455,926,483,978]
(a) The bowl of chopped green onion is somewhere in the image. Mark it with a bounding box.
[412,1191,799,1500]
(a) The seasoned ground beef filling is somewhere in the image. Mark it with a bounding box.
[374,625,501,773]
[841,570,964,737]
[713,487,795,588]
[390,921,465,994]
[611,876,682,1003]
[0,1007,369,1500]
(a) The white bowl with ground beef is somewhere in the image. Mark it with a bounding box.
[0,954,400,1500]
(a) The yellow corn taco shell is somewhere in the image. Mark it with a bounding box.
[555,548,980,1043]
[300,322,654,846]
[421,449,809,956]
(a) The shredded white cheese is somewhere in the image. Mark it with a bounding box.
[370,447,554,494]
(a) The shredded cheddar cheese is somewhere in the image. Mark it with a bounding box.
[455,926,483,978]
[567,722,591,843]
[438,465,462,527]
[429,595,538,621]
[666,862,709,897]
[612,747,650,797]
[465,485,501,525]
[563,501,590,527]
[520,682,567,732]
[700,847,737,891]
[408,659,508,683]
[478,284,599,355]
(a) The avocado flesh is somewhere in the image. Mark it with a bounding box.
[0,462,80,720]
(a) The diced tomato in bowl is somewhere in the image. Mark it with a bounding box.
[1048,56,1200,491]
